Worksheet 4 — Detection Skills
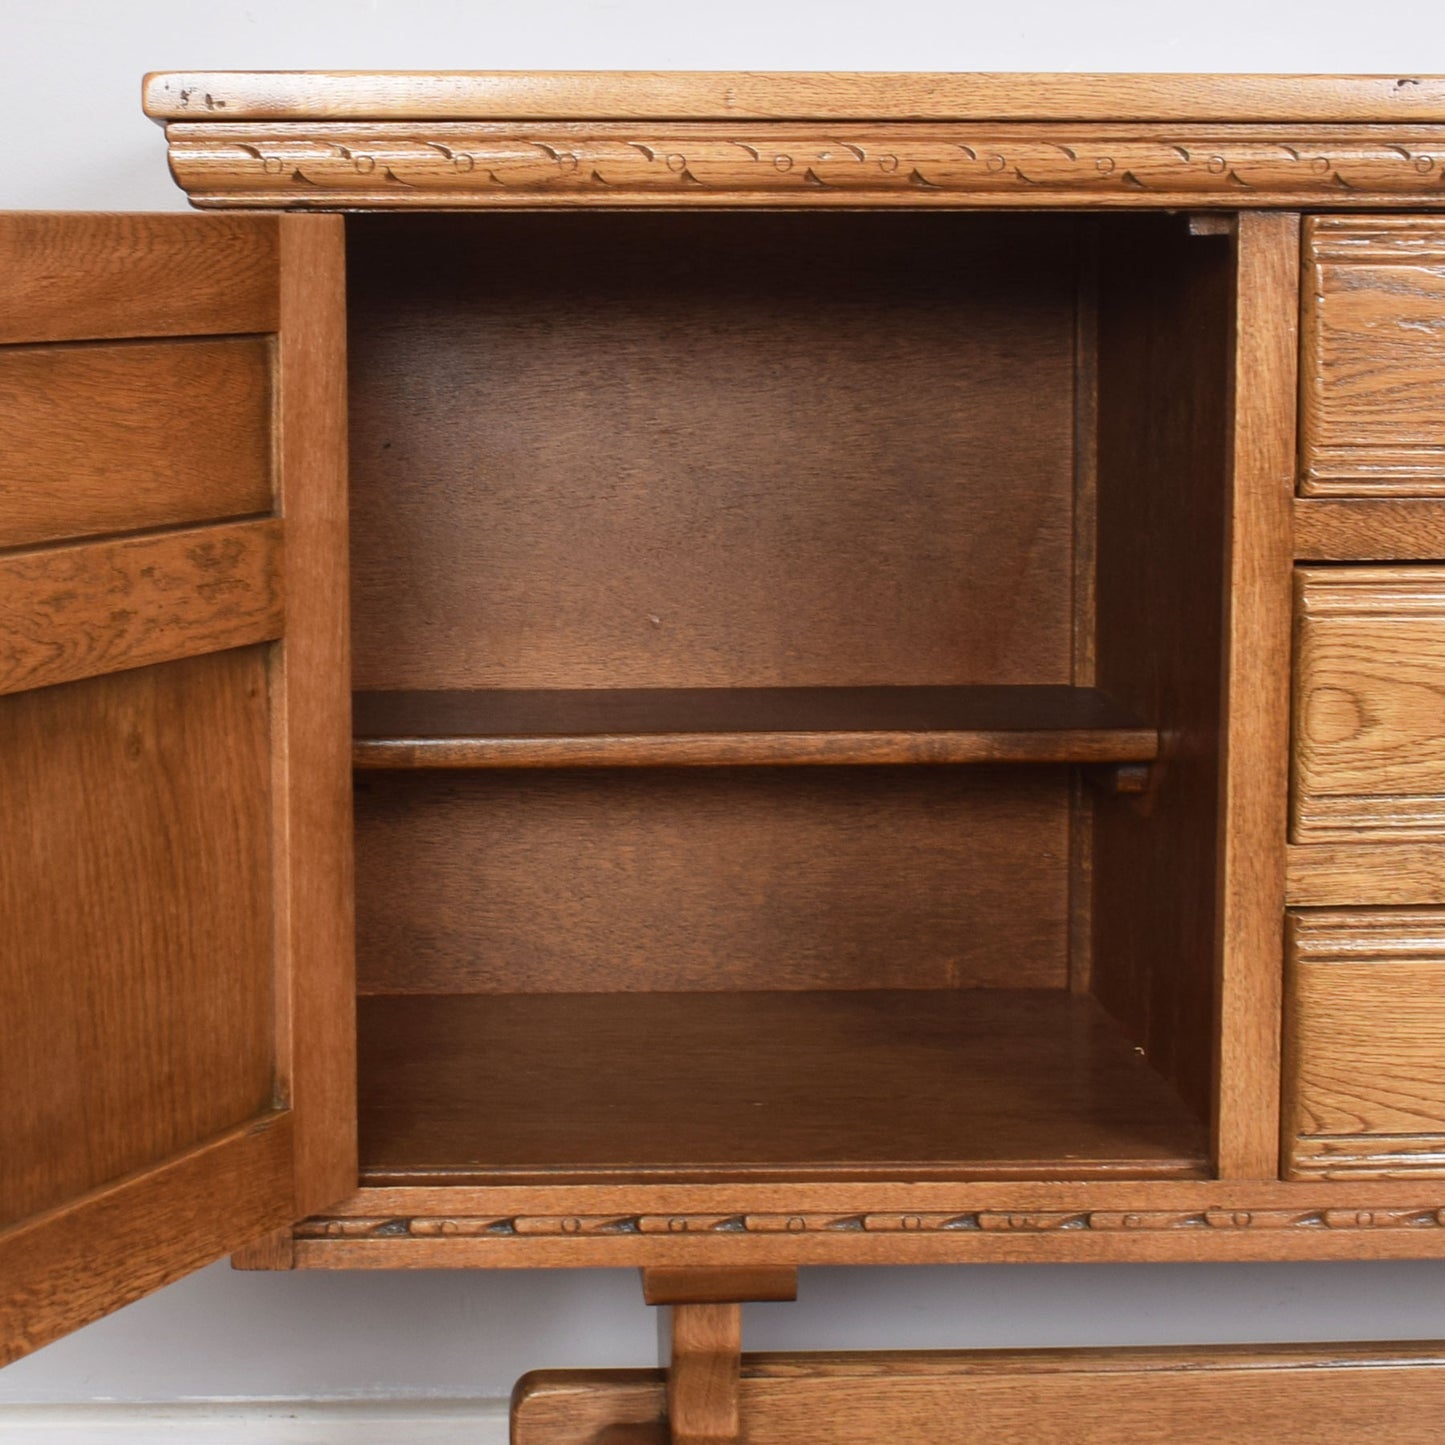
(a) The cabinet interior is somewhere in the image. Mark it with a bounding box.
[345,210,1233,1186]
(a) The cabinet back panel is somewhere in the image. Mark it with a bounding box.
[0,649,276,1229]
[354,766,1070,994]
[347,213,1083,690]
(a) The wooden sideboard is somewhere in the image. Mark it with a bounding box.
[4,71,1445,1428]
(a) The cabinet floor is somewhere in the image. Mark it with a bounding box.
[356,990,1210,1184]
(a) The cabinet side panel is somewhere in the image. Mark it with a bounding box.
[1092,216,1234,1122]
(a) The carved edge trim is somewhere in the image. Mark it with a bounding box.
[160,124,1445,207]
[295,1205,1445,1240]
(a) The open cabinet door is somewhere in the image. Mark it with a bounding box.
[0,213,354,1363]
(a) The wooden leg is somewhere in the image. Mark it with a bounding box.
[642,1267,798,1444]
[667,1302,742,1445]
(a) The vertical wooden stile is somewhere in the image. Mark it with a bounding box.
[272,215,357,1216]
[1213,211,1300,1179]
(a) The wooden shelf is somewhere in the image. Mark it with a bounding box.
[357,990,1209,1184]
[351,686,1158,770]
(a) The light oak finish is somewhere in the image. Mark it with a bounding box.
[0,212,276,344]
[641,1270,797,1307]
[0,1117,291,1367]
[297,1175,1445,1268]
[0,337,272,548]
[1212,211,1300,1178]
[667,1304,741,1445]
[1300,217,1445,496]
[156,120,1445,209]
[1294,498,1445,559]
[0,518,283,696]
[21,73,1445,1379]
[1292,566,1445,843]
[0,212,353,1365]
[0,650,274,1230]
[1284,909,1445,1179]
[270,214,356,1218]
[351,686,1157,771]
[513,1343,1445,1445]
[1287,841,1445,906]
[143,71,1445,123]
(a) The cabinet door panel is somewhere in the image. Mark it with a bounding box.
[0,336,272,547]
[1284,909,1445,1179]
[1292,566,1445,843]
[0,213,353,1365]
[1300,217,1445,497]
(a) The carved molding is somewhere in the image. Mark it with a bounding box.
[163,122,1445,207]
[296,1205,1445,1240]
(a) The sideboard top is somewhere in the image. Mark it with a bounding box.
[142,71,1445,124]
[143,71,1445,211]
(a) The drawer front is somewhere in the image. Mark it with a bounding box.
[1293,566,1445,842]
[1284,909,1445,1179]
[1301,217,1445,497]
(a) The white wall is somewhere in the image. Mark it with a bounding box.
[4,2,1445,1438]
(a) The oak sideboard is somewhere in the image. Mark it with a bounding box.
[5,68,1445,1434]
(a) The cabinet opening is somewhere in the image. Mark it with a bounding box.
[345,209,1233,1185]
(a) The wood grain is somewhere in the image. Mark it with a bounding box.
[296,1173,1445,1269]
[1287,842,1445,905]
[0,650,275,1230]
[161,121,1445,209]
[0,1116,291,1366]
[353,767,1071,994]
[641,1269,797,1306]
[271,215,356,1219]
[668,1303,741,1445]
[1301,218,1445,496]
[513,1343,1445,1445]
[143,71,1445,123]
[1210,212,1300,1178]
[351,686,1157,770]
[355,992,1208,1184]
[0,213,277,345]
[1284,909,1445,1178]
[1091,215,1232,1125]
[0,337,272,549]
[1292,566,1445,842]
[348,213,1081,691]
[0,518,284,696]
[1294,499,1445,559]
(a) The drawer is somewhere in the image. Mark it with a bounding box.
[1284,909,1445,1179]
[1293,566,1445,842]
[1301,217,1445,497]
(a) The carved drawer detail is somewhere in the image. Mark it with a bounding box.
[1284,909,1445,1179]
[1292,566,1445,842]
[1301,217,1445,497]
